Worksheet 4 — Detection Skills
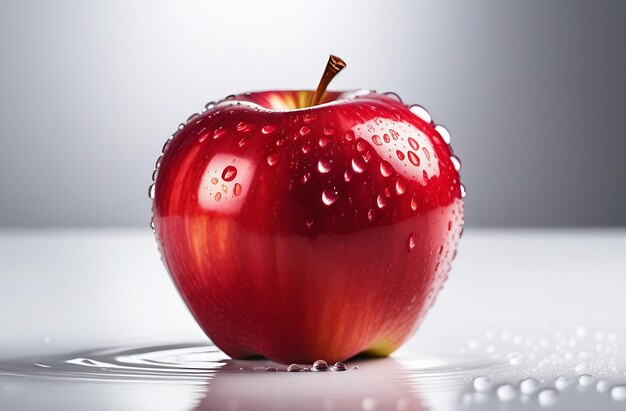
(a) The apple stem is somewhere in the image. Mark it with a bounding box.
[310,55,347,107]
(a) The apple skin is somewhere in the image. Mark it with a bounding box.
[151,90,464,364]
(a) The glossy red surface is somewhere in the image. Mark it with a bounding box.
[152,90,464,364]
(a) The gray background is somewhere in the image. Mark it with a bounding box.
[0,0,624,228]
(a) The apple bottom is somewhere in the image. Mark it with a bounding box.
[161,207,459,364]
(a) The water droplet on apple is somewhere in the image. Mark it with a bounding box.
[362,150,372,163]
[162,139,172,153]
[331,362,346,371]
[221,184,228,193]
[435,124,451,144]
[472,376,492,392]
[305,219,314,228]
[383,91,402,102]
[611,385,626,401]
[265,367,278,372]
[303,113,315,123]
[383,134,391,143]
[344,169,353,182]
[319,136,330,147]
[408,137,419,151]
[460,184,467,198]
[221,166,237,182]
[155,156,162,169]
[377,194,387,208]
[578,374,593,386]
[323,127,334,136]
[317,159,333,173]
[380,161,393,177]
[322,188,339,205]
[422,147,431,161]
[450,155,461,171]
[262,124,277,134]
[520,378,539,395]
[409,104,432,123]
[215,192,222,202]
[408,151,420,166]
[234,183,242,196]
[396,150,405,160]
[352,365,359,370]
[299,126,311,136]
[356,139,367,152]
[367,209,375,221]
[538,388,558,406]
[236,122,249,132]
[396,180,407,194]
[267,154,279,166]
[410,197,417,211]
[204,101,216,111]
[352,158,365,173]
[148,184,155,199]
[301,172,311,184]
[312,360,328,371]
[497,384,517,402]
[213,128,226,140]
[177,123,185,130]
[211,177,218,185]
[302,142,312,154]
[149,217,155,230]
[152,169,158,182]
[372,135,382,146]
[287,364,302,372]
[408,233,417,251]
[344,130,354,141]
[448,221,452,231]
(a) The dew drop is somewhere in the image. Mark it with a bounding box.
[303,113,315,123]
[435,124,451,144]
[262,124,277,134]
[408,151,420,166]
[408,233,417,251]
[152,169,158,181]
[148,184,155,199]
[287,364,302,372]
[162,139,172,153]
[538,388,558,406]
[312,360,328,371]
[302,142,312,154]
[211,177,219,185]
[319,136,330,147]
[299,126,311,136]
[497,384,517,402]
[317,159,333,173]
[352,157,365,173]
[612,386,626,401]
[322,188,339,205]
[520,378,539,395]
[214,192,222,202]
[409,104,432,123]
[267,154,279,166]
[383,134,391,143]
[372,135,382,146]
[221,184,228,193]
[331,362,346,371]
[410,197,417,211]
[362,150,372,163]
[367,209,375,221]
[460,184,467,198]
[396,150,405,160]
[389,129,399,140]
[149,217,155,230]
[356,139,367,152]
[323,127,334,135]
[236,122,249,132]
[234,183,242,196]
[408,137,419,151]
[450,155,461,171]
[555,376,570,390]
[204,101,216,111]
[376,194,387,208]
[448,221,452,231]
[213,128,226,140]
[380,160,393,177]
[422,147,431,161]
[396,180,407,194]
[578,374,593,386]
[265,367,278,372]
[472,376,492,393]
[597,380,610,393]
[301,172,310,184]
[155,156,162,169]
[221,166,237,182]
[344,130,355,141]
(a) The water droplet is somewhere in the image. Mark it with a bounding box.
[331,362,346,371]
[597,380,610,393]
[221,166,237,182]
[213,128,226,140]
[149,217,155,230]
[448,221,452,231]
[312,360,328,371]
[362,150,372,163]
[396,180,407,194]
[214,192,222,202]
[409,104,432,123]
[302,142,312,153]
[301,172,311,184]
[460,184,467,198]
[148,184,155,199]
[305,219,314,228]
[236,122,249,132]
[177,123,185,130]
[221,184,228,193]
[262,124,277,134]
[408,137,419,150]
[372,135,382,146]
[299,126,310,136]
[367,209,375,221]
[303,113,315,123]
[555,376,570,390]
[408,151,420,166]
[152,169,158,182]
[162,139,172,153]
[267,154,279,166]
[204,101,216,111]
[344,169,353,182]
[287,364,302,372]
[265,367,278,372]
[352,365,359,370]
[356,139,367,152]
[422,147,431,161]
[211,177,219,185]
[396,150,405,161]
[389,129,399,140]
[344,130,355,141]
[317,159,333,173]
[450,155,461,171]
[408,233,417,251]
[380,161,393,177]
[410,197,417,211]
[323,126,334,135]
[538,388,558,406]
[319,136,330,147]
[377,194,387,208]
[155,156,162,169]
[435,124,451,144]
[520,378,539,395]
[612,386,626,401]
[234,183,242,196]
[322,188,339,205]
[497,384,517,402]
[578,374,593,386]
[473,376,492,393]
[352,157,365,173]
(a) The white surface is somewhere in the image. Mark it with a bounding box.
[1,229,626,410]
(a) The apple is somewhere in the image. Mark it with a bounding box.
[150,56,464,364]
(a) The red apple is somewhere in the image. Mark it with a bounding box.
[150,59,464,364]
